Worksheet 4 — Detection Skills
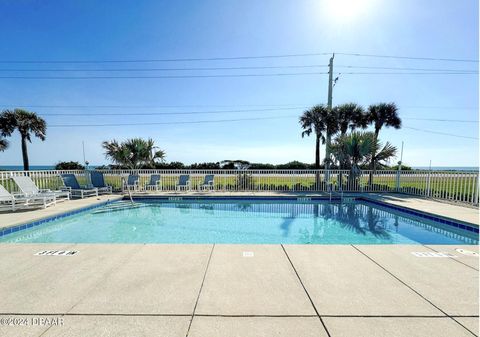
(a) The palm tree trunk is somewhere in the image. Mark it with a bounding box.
[325,134,331,167]
[368,130,379,185]
[315,135,320,189]
[21,134,29,171]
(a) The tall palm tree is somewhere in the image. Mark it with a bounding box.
[335,103,367,136]
[102,138,165,169]
[299,105,327,169]
[366,103,401,172]
[0,109,47,170]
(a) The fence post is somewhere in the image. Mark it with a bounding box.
[395,168,401,191]
[474,173,479,206]
[426,170,431,198]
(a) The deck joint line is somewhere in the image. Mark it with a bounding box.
[281,244,332,337]
[422,244,479,271]
[351,245,478,337]
[185,243,215,337]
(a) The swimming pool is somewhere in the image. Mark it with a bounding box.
[0,198,477,244]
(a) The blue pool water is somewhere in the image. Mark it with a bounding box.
[0,199,477,244]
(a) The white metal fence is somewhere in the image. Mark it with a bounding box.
[0,169,478,205]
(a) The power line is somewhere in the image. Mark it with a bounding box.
[0,51,477,64]
[0,72,328,79]
[0,103,306,109]
[404,117,478,123]
[0,65,329,72]
[336,65,477,72]
[0,52,333,64]
[1,104,477,110]
[0,65,475,73]
[48,115,297,127]
[0,71,477,80]
[37,107,304,116]
[44,115,478,140]
[402,106,478,110]
[336,52,479,63]
[404,126,478,140]
[339,71,477,75]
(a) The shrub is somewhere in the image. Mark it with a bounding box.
[55,161,85,170]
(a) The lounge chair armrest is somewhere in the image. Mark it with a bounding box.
[61,186,72,192]
[38,188,52,193]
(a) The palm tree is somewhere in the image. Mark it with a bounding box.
[102,138,165,169]
[0,109,47,170]
[331,131,374,174]
[331,131,397,189]
[335,103,367,136]
[300,105,340,167]
[372,138,398,169]
[0,138,8,152]
[334,103,367,177]
[299,105,327,169]
[366,103,401,172]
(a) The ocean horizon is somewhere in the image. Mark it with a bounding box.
[0,165,478,171]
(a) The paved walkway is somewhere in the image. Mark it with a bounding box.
[0,195,123,230]
[0,244,477,337]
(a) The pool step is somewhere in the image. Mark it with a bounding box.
[91,202,146,214]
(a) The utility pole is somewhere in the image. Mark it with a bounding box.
[325,53,335,175]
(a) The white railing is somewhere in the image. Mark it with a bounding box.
[0,169,478,206]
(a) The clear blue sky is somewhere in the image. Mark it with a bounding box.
[0,0,478,167]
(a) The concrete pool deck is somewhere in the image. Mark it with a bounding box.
[0,244,477,337]
[0,193,478,336]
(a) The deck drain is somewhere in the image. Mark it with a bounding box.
[455,248,479,257]
[35,250,78,256]
[411,252,456,258]
[242,251,254,257]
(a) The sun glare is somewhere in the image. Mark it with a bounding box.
[323,0,376,21]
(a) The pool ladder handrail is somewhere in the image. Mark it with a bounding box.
[328,181,343,202]
[122,177,135,204]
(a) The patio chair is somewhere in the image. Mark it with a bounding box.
[12,176,70,202]
[145,174,162,191]
[0,184,56,211]
[90,171,113,195]
[176,175,191,191]
[60,174,98,199]
[199,174,215,191]
[124,174,140,192]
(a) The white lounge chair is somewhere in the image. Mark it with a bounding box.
[0,184,56,211]
[12,176,70,202]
